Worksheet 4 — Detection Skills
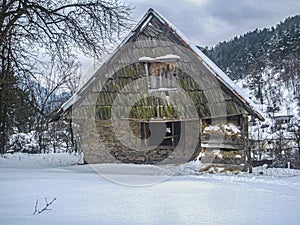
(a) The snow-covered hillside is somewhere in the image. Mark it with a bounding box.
[235,67,299,162]
[235,67,299,139]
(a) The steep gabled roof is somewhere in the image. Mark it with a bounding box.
[56,8,264,121]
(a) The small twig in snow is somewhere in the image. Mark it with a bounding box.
[33,199,39,215]
[33,197,56,215]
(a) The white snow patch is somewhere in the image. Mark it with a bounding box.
[139,54,180,62]
[203,123,241,136]
[2,152,83,167]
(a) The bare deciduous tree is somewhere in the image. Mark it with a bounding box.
[0,0,133,154]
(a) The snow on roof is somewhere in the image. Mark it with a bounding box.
[56,8,264,121]
[61,94,81,112]
[273,114,294,118]
[139,54,180,62]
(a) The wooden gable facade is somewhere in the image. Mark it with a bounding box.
[55,8,264,170]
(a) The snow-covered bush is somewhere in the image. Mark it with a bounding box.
[8,131,39,153]
[8,122,74,154]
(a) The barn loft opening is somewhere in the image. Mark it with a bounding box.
[141,121,181,149]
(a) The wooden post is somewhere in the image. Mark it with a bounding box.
[199,119,202,149]
[172,122,174,146]
[242,114,252,173]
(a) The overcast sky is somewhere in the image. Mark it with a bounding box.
[124,0,300,47]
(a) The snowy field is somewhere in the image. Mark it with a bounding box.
[1,153,300,225]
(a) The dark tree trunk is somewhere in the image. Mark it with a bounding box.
[69,119,76,152]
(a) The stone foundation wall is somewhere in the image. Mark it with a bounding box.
[81,119,201,164]
[81,118,245,169]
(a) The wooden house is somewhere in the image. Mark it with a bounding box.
[53,8,264,170]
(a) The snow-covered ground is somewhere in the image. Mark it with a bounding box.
[1,153,300,225]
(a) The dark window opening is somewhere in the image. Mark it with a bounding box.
[141,121,181,147]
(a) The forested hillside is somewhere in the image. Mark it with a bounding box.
[201,15,300,117]
[203,15,299,81]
